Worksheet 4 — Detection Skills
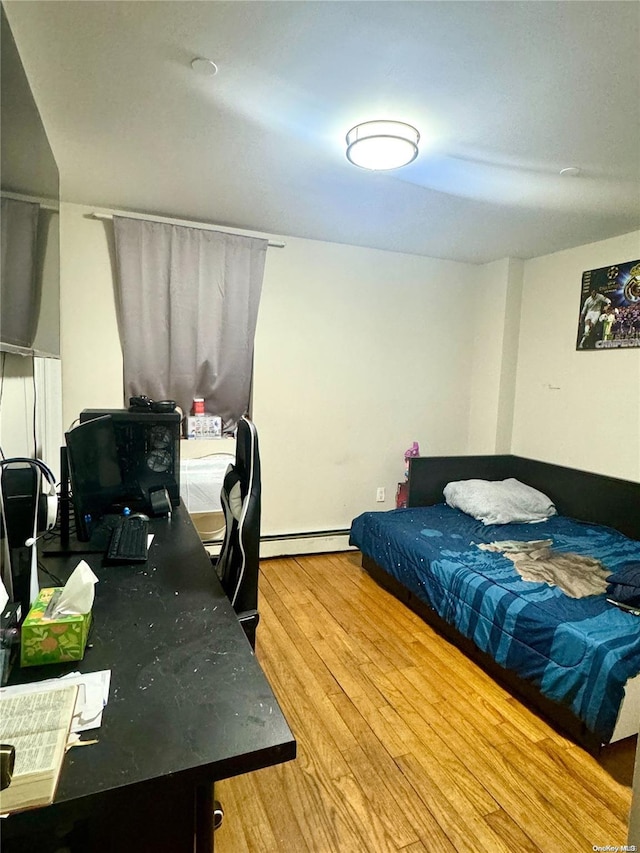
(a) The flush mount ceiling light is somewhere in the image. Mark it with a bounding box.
[345,120,420,170]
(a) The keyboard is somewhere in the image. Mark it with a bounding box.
[106,516,149,563]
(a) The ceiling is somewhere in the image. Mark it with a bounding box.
[4,1,640,264]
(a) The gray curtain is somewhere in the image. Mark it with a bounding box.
[112,216,267,432]
[0,198,40,348]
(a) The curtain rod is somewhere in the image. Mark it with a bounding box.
[90,211,285,248]
[1,190,59,212]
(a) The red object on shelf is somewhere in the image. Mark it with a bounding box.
[396,481,409,509]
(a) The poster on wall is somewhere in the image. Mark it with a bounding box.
[576,259,640,350]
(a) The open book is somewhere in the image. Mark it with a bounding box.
[0,684,78,814]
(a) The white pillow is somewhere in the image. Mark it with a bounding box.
[443,478,557,525]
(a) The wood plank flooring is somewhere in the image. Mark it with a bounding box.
[215,552,635,852]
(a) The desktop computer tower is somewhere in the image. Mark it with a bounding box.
[79,409,181,508]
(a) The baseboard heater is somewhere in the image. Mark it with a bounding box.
[261,528,350,543]
[202,528,350,546]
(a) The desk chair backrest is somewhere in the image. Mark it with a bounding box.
[216,417,261,616]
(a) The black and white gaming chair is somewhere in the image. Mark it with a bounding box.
[214,416,261,649]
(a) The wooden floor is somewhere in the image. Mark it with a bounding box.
[215,552,635,852]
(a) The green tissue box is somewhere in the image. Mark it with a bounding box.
[20,587,92,667]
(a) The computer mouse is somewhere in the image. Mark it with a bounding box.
[128,512,150,521]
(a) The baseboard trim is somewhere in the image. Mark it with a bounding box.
[261,533,354,558]
[262,528,350,542]
[201,528,354,559]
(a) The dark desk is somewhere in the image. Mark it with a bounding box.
[3,504,296,852]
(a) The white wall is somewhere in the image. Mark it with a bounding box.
[59,204,123,428]
[0,353,62,476]
[60,203,481,543]
[467,257,523,455]
[3,10,638,543]
[0,353,36,458]
[59,205,638,544]
[253,235,476,535]
[513,230,640,482]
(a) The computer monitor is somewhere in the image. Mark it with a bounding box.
[65,416,125,541]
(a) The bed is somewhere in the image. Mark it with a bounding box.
[349,455,640,751]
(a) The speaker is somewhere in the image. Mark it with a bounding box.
[79,410,181,508]
[0,458,57,536]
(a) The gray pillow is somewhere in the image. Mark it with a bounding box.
[443,478,557,525]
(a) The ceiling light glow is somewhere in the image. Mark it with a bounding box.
[346,120,420,170]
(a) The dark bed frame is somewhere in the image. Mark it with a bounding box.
[361,454,640,752]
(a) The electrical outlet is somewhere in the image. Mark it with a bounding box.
[376,487,385,502]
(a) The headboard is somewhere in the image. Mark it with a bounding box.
[407,455,640,541]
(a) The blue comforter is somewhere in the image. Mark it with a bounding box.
[349,505,640,743]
